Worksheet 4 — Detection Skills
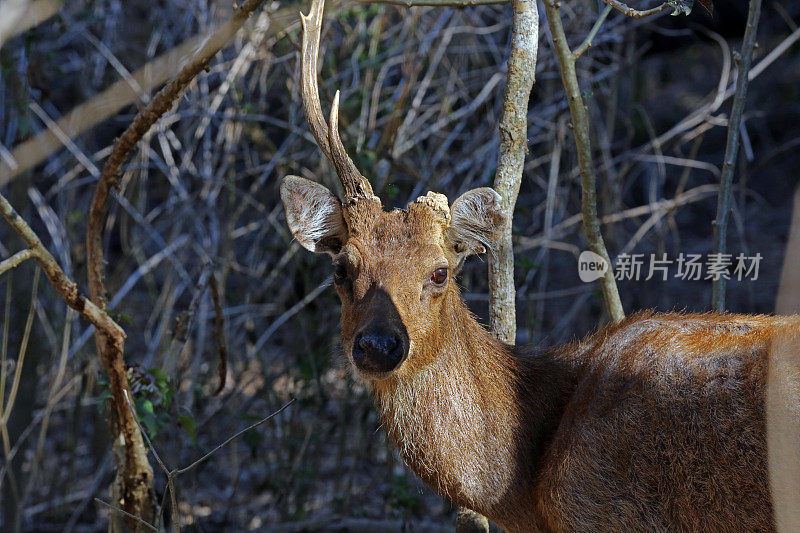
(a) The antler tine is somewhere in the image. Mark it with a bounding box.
[330,91,374,198]
[300,0,374,201]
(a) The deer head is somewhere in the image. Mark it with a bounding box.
[280,0,504,381]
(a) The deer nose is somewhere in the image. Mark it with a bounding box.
[352,333,405,374]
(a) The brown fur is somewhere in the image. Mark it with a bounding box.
[281,183,799,532]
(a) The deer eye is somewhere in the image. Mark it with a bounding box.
[333,263,347,285]
[431,267,448,286]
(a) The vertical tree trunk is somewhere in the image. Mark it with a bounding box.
[488,0,539,345]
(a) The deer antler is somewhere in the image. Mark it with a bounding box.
[300,0,375,201]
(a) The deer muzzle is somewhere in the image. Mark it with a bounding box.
[350,288,409,378]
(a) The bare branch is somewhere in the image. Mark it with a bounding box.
[487,0,539,345]
[0,249,34,276]
[0,193,125,340]
[0,2,303,186]
[174,399,295,475]
[575,4,613,59]
[601,0,671,19]
[82,0,271,525]
[712,0,762,311]
[544,0,625,322]
[209,276,228,395]
[0,0,63,50]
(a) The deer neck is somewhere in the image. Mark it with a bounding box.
[370,291,574,518]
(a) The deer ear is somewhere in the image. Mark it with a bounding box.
[449,187,504,268]
[280,175,348,255]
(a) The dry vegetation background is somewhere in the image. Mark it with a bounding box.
[1,0,799,530]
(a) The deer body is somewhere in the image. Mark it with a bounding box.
[375,307,789,532]
[280,1,799,529]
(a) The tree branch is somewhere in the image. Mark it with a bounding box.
[601,0,671,19]
[0,2,305,186]
[574,4,613,59]
[544,0,625,322]
[83,0,270,527]
[712,0,762,311]
[487,0,539,345]
[173,398,295,476]
[0,193,125,341]
[0,249,34,276]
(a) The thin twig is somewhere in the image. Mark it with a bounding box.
[174,398,295,475]
[712,0,762,311]
[94,498,158,532]
[0,375,80,491]
[610,23,800,165]
[0,270,38,425]
[518,185,719,251]
[574,4,613,59]
[124,390,294,528]
[252,278,331,353]
[601,0,671,19]
[0,249,34,276]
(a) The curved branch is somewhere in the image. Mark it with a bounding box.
[83,0,270,526]
[0,193,124,341]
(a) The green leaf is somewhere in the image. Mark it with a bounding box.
[148,366,174,407]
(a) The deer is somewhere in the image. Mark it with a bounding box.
[279,0,800,530]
